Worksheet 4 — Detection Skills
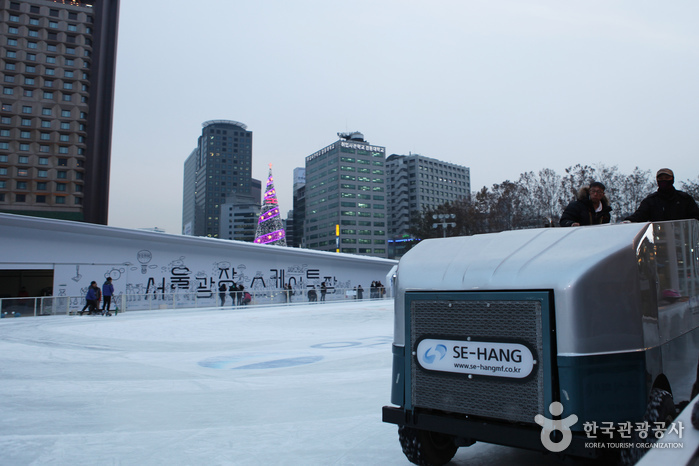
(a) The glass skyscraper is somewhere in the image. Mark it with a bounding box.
[182,120,256,238]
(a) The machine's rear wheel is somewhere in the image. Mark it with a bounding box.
[621,388,676,465]
[398,425,458,466]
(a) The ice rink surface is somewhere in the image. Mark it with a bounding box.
[1,300,570,465]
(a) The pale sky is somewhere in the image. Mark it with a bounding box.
[108,0,699,234]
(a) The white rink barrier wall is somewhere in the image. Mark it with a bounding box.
[0,213,397,313]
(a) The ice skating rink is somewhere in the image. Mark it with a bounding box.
[0,300,567,465]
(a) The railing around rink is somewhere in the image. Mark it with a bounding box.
[0,286,393,317]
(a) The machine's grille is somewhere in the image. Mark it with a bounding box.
[410,298,545,424]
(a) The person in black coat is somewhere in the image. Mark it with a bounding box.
[560,182,612,227]
[625,168,699,222]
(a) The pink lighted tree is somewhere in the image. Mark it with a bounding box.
[254,164,287,246]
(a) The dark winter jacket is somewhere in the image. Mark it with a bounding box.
[560,186,612,227]
[86,286,99,301]
[625,188,699,222]
[102,281,114,297]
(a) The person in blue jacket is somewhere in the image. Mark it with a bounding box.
[101,277,114,316]
[79,281,100,316]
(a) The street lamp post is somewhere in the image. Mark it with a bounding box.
[432,213,456,238]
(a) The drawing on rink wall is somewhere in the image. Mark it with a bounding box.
[54,249,380,307]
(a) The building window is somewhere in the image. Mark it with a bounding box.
[23,89,33,97]
[39,157,48,165]
[17,168,28,176]
[41,120,51,128]
[36,195,46,203]
[58,159,67,167]
[39,145,49,153]
[55,196,65,204]
[7,38,18,46]
[3,76,15,83]
[15,194,26,202]
[49,21,58,28]
[4,63,16,71]
[8,26,19,34]
[37,182,47,190]
[43,91,54,99]
[46,57,57,64]
[60,122,70,130]
[6,51,17,58]
[24,77,35,85]
[20,131,30,138]
[22,106,32,114]
[19,143,29,151]
[62,94,72,102]
[38,170,47,178]
[21,118,31,126]
[45,68,55,76]
[56,183,67,192]
[58,147,68,154]
[63,82,73,90]
[0,168,7,175]
[3,88,14,95]
[40,133,50,140]
[42,108,52,116]
[47,44,57,52]
[27,53,37,61]
[45,80,54,87]
[59,134,69,142]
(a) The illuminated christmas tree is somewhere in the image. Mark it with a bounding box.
[254,164,287,246]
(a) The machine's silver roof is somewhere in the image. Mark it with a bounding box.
[398,222,646,292]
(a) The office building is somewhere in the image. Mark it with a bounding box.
[182,120,258,238]
[290,167,305,248]
[0,0,120,224]
[219,192,260,242]
[386,153,470,257]
[304,132,387,258]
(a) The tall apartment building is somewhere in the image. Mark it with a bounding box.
[182,120,258,238]
[386,153,470,256]
[304,132,387,258]
[0,0,119,224]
